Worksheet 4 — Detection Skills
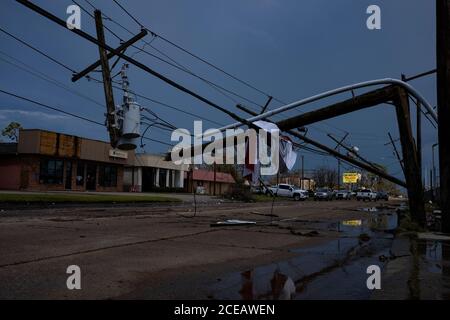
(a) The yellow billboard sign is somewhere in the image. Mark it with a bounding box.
[343,172,360,184]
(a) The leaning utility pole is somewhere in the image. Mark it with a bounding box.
[394,87,426,225]
[437,0,450,232]
[329,132,348,190]
[94,10,119,147]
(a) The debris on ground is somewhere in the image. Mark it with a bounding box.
[210,219,256,227]
[249,211,279,218]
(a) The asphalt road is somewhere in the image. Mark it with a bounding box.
[0,199,397,299]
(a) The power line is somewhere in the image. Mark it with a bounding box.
[0,88,103,125]
[1,24,225,128]
[98,0,384,140]
[82,0,353,136]
[0,88,173,147]
[79,0,264,109]
[0,26,76,73]
[0,50,105,109]
[109,0,277,101]
[111,0,144,28]
[110,84,226,127]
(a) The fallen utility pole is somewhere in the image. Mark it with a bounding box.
[436,0,450,233]
[276,86,397,131]
[94,10,119,147]
[166,100,407,188]
[253,86,425,221]
[234,104,407,188]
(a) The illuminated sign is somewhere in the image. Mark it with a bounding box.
[343,172,360,184]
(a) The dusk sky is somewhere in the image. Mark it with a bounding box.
[0,0,438,182]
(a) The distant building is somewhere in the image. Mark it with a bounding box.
[270,171,316,190]
[185,169,236,195]
[123,153,188,192]
[0,129,135,192]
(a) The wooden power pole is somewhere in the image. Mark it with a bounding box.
[94,10,120,147]
[437,0,450,232]
[394,88,426,225]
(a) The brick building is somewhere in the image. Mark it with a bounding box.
[0,129,135,192]
[184,169,236,195]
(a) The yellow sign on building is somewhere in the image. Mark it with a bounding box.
[343,172,360,184]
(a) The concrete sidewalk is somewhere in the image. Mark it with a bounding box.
[372,233,450,300]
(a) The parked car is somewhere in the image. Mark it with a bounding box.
[314,188,334,201]
[376,191,389,201]
[356,189,378,201]
[267,184,308,201]
[336,190,352,200]
[293,189,308,201]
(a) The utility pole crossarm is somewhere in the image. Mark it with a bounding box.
[72,29,148,82]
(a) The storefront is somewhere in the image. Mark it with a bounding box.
[123,153,188,192]
[0,129,135,192]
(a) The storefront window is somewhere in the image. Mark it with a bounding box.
[76,163,85,186]
[39,159,63,184]
[98,165,117,187]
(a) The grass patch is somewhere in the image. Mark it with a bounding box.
[0,193,181,204]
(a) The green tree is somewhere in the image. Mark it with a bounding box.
[1,122,22,141]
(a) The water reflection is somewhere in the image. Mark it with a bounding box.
[210,212,397,300]
[418,239,450,299]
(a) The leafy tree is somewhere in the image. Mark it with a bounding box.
[1,122,22,141]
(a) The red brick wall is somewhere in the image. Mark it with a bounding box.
[0,157,21,190]
[9,155,124,192]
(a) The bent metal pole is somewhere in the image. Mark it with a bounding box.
[214,78,437,133]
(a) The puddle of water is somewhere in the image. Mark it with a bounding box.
[417,239,450,299]
[339,212,397,235]
[208,212,398,300]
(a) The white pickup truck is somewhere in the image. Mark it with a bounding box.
[356,189,378,201]
[267,184,308,201]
